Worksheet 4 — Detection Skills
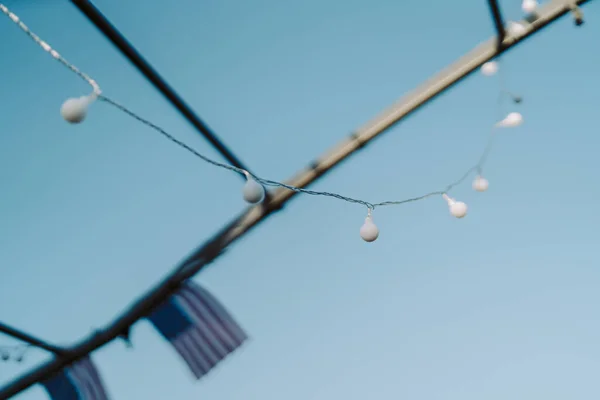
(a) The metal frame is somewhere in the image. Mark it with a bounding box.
[0,0,593,397]
[0,323,64,356]
[70,0,253,179]
[488,0,507,48]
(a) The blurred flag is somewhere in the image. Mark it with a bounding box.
[41,356,110,400]
[147,281,247,379]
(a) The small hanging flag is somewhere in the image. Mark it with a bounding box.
[41,356,110,400]
[147,281,247,379]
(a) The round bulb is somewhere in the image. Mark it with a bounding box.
[472,176,489,192]
[61,96,90,124]
[507,21,527,36]
[505,112,523,127]
[450,201,468,218]
[497,112,523,127]
[522,0,538,13]
[481,61,498,76]
[242,176,264,204]
[360,216,379,242]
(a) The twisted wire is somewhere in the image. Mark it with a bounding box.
[0,3,100,95]
[99,96,243,175]
[100,73,511,211]
[1,3,516,214]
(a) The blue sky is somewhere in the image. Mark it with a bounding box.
[1,0,600,399]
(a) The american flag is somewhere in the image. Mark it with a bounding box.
[147,281,247,379]
[41,356,110,400]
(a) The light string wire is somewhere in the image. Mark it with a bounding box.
[104,69,511,211]
[0,3,517,215]
[0,4,101,96]
[100,80,511,210]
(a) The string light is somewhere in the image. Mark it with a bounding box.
[242,171,265,204]
[0,344,29,363]
[61,94,97,124]
[522,0,539,14]
[442,194,468,218]
[360,209,379,242]
[496,111,524,127]
[507,20,528,37]
[472,175,490,192]
[481,61,499,76]
[1,4,524,243]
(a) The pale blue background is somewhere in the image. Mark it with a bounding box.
[1,0,600,399]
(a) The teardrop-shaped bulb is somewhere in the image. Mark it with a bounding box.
[497,112,523,127]
[443,194,468,218]
[242,176,264,204]
[522,0,537,13]
[61,96,92,124]
[507,21,527,36]
[450,201,468,218]
[472,176,489,192]
[360,216,379,242]
[481,61,498,76]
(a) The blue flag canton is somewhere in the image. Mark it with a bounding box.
[147,298,194,339]
[42,370,80,400]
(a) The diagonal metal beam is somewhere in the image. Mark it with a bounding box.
[0,0,593,397]
[70,0,252,180]
[0,322,65,355]
[488,0,507,49]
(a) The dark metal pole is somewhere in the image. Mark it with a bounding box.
[70,0,251,179]
[487,0,507,50]
[0,322,65,355]
[0,0,592,397]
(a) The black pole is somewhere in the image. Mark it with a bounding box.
[0,322,65,355]
[70,0,251,179]
[487,0,506,50]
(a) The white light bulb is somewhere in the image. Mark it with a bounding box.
[522,0,538,13]
[442,194,468,218]
[360,213,379,242]
[481,61,499,76]
[496,112,523,128]
[472,175,489,192]
[61,95,94,124]
[507,21,527,36]
[242,173,264,204]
